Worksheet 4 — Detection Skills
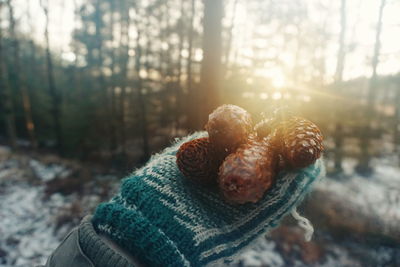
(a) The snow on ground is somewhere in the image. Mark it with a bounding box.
[235,237,284,267]
[233,156,400,267]
[318,157,400,232]
[0,155,73,266]
[0,152,107,266]
[0,146,399,266]
[0,184,67,266]
[29,159,71,182]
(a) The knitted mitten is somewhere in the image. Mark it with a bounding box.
[92,132,325,267]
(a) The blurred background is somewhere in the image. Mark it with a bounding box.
[0,0,399,266]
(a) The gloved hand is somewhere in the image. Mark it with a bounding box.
[92,132,325,267]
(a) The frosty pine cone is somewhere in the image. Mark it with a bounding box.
[176,137,226,185]
[218,137,277,204]
[279,117,323,169]
[206,105,253,153]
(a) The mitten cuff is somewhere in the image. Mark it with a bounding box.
[92,202,190,267]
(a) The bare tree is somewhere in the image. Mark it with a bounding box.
[158,1,174,128]
[108,0,118,153]
[223,0,239,68]
[72,0,82,97]
[394,83,400,156]
[6,0,37,148]
[186,0,196,95]
[93,0,110,149]
[118,0,131,158]
[356,0,386,175]
[40,0,63,154]
[173,0,186,133]
[185,0,196,130]
[0,2,17,149]
[133,13,150,161]
[197,0,223,128]
[332,0,347,174]
[334,0,347,83]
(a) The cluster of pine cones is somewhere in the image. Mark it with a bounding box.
[176,105,323,204]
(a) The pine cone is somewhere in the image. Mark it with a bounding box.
[255,117,279,139]
[278,117,323,169]
[218,138,277,204]
[276,154,288,173]
[177,137,226,185]
[206,105,253,153]
[255,108,291,138]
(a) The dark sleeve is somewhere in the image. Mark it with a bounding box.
[41,216,135,267]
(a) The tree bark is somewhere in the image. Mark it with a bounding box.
[40,0,63,154]
[109,0,118,153]
[332,0,347,174]
[223,0,238,68]
[6,0,37,149]
[356,0,386,175]
[174,0,185,133]
[0,2,17,149]
[394,84,400,158]
[94,0,110,151]
[334,0,347,83]
[118,0,131,158]
[134,21,150,162]
[185,0,196,130]
[72,0,82,97]
[158,1,171,128]
[197,0,223,128]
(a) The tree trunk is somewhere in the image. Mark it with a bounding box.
[118,0,130,158]
[223,0,238,68]
[174,0,185,133]
[0,3,17,149]
[72,0,82,97]
[394,84,400,160]
[134,25,150,162]
[108,0,118,153]
[356,0,386,175]
[185,0,196,130]
[158,1,171,128]
[7,0,37,149]
[332,0,347,174]
[334,0,347,83]
[292,24,303,84]
[197,0,223,128]
[40,0,63,154]
[94,0,110,151]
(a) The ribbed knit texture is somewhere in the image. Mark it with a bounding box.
[79,216,134,267]
[92,132,325,267]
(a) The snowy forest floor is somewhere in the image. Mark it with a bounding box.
[0,146,399,267]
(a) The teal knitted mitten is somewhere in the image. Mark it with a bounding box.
[92,132,325,267]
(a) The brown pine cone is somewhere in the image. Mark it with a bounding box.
[218,138,277,204]
[176,137,227,185]
[278,117,324,169]
[255,118,279,139]
[255,107,293,138]
[255,108,294,150]
[276,154,288,173]
[206,105,253,153]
